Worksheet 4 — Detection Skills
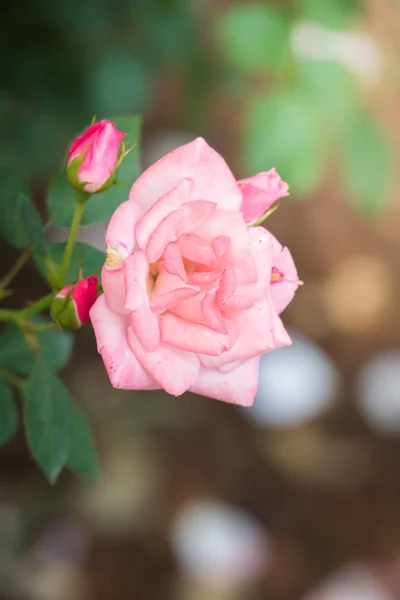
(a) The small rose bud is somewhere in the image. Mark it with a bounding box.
[67,120,126,195]
[238,169,289,224]
[51,276,99,329]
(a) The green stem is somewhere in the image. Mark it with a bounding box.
[0,309,20,324]
[25,322,58,333]
[0,292,55,324]
[58,202,84,287]
[21,292,55,318]
[0,246,33,293]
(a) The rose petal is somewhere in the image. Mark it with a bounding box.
[152,269,199,299]
[238,169,289,224]
[105,200,143,255]
[146,208,186,263]
[150,287,199,314]
[193,209,252,269]
[128,328,200,396]
[213,235,230,259]
[124,252,160,351]
[198,299,291,368]
[90,295,159,390]
[135,178,192,250]
[69,122,103,161]
[162,242,188,282]
[169,290,207,322]
[124,251,149,312]
[201,291,227,334]
[221,295,254,312]
[129,306,160,352]
[217,263,236,306]
[177,233,217,266]
[218,360,244,374]
[101,263,129,316]
[189,358,260,407]
[186,271,221,286]
[129,137,242,212]
[269,234,301,315]
[181,200,217,230]
[160,312,232,355]
[236,226,274,302]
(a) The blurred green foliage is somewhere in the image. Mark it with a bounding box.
[0,380,18,446]
[0,0,199,175]
[0,0,393,211]
[215,0,392,212]
[214,5,290,72]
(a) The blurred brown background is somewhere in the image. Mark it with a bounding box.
[1,0,400,598]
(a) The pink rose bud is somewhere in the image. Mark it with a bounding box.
[67,120,126,195]
[51,276,99,329]
[238,169,289,224]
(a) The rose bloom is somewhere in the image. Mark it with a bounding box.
[90,138,301,406]
[68,119,126,193]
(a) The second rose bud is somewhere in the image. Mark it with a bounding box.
[51,276,99,330]
[67,119,127,196]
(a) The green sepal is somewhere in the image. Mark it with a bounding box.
[251,201,280,226]
[50,292,80,330]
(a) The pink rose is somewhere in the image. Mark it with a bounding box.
[238,169,289,224]
[90,138,300,406]
[68,120,126,193]
[51,276,99,329]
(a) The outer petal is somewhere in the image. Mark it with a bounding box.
[236,226,273,302]
[128,329,200,396]
[160,312,233,356]
[68,122,103,161]
[106,200,143,255]
[198,299,291,369]
[238,169,289,223]
[189,358,260,407]
[90,295,159,390]
[129,137,242,212]
[102,200,144,316]
[269,234,301,315]
[101,263,129,316]
[124,252,160,352]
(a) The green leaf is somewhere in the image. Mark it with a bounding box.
[46,172,75,229]
[0,188,45,252]
[296,0,360,29]
[214,5,289,73]
[0,166,28,210]
[340,112,391,214]
[47,115,141,227]
[34,241,105,285]
[244,90,326,196]
[67,403,99,482]
[23,359,72,483]
[297,61,356,130]
[0,380,18,446]
[0,321,73,375]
